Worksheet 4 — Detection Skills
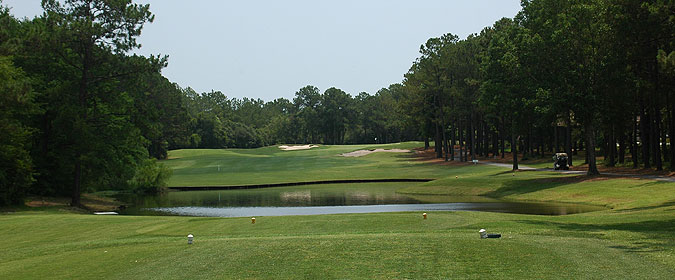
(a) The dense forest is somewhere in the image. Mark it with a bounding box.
[0,0,673,206]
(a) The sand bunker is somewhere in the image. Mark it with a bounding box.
[278,144,319,151]
[341,149,410,157]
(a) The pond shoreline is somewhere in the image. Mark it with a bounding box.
[168,178,435,191]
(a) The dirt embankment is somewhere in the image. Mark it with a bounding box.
[340,149,411,157]
[278,145,319,151]
[23,194,122,212]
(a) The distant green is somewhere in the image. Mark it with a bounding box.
[164,142,451,186]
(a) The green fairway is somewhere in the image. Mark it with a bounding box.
[163,142,448,187]
[2,143,674,279]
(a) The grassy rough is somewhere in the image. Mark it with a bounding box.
[1,143,674,279]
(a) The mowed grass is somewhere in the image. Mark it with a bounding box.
[1,143,674,279]
[2,207,673,279]
[164,142,441,186]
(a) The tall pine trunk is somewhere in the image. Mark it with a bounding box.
[463,122,469,162]
[618,129,625,164]
[523,127,530,160]
[435,123,442,158]
[511,120,518,170]
[441,115,448,162]
[640,103,651,168]
[631,115,639,168]
[500,116,505,159]
[585,120,599,175]
[451,121,456,161]
[459,120,464,162]
[470,114,476,161]
[607,126,616,167]
[442,122,448,161]
[72,30,93,208]
[492,129,499,158]
[566,113,573,166]
[670,102,675,170]
[538,128,543,157]
[652,106,662,170]
[73,156,82,207]
[483,121,489,157]
[554,125,559,152]
[661,98,669,163]
[662,121,668,162]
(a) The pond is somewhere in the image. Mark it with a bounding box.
[117,182,605,217]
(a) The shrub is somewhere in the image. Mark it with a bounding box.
[128,159,172,194]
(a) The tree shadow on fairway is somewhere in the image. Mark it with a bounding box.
[518,219,675,253]
[616,200,675,212]
[607,243,665,253]
[394,153,418,160]
[398,150,476,167]
[491,170,519,176]
[484,175,610,198]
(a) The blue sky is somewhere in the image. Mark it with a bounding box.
[3,0,522,101]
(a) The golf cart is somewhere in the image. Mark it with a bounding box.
[553,153,569,170]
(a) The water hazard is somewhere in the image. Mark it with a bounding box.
[117,182,605,217]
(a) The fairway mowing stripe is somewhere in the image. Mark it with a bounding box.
[195,231,467,242]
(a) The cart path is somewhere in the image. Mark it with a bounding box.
[478,161,675,182]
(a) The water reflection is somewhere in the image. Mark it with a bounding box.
[149,202,601,217]
[117,183,605,217]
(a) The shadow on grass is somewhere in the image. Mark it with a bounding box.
[608,243,665,253]
[491,170,518,176]
[396,150,474,165]
[483,175,610,198]
[519,219,675,253]
[616,200,675,212]
[394,153,419,160]
[392,154,472,170]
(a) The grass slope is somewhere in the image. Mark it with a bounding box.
[164,143,439,187]
[1,143,674,279]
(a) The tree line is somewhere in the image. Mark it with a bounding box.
[1,0,171,206]
[1,0,673,207]
[177,84,416,151]
[401,0,674,175]
[0,0,419,206]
